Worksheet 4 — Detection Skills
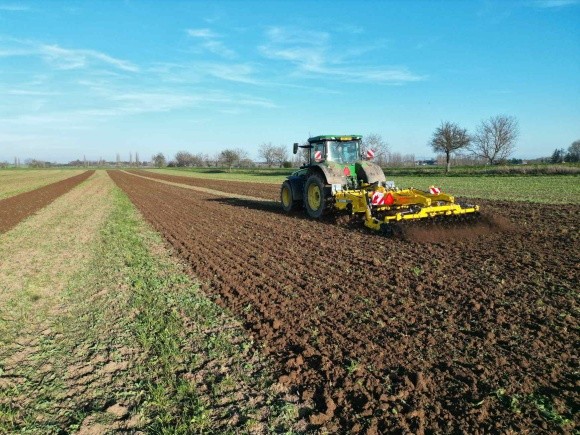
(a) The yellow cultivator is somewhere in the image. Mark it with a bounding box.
[281,135,480,235]
[333,183,479,233]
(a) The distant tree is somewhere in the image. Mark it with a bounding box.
[152,153,167,168]
[174,151,195,167]
[219,149,240,171]
[362,134,389,166]
[258,143,277,166]
[429,121,470,173]
[551,148,565,164]
[471,115,518,165]
[566,140,580,163]
[272,145,288,167]
[219,148,249,171]
[25,158,45,168]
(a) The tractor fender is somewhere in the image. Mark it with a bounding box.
[355,161,386,184]
[286,175,305,201]
[315,163,347,185]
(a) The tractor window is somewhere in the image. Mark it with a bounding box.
[311,143,326,163]
[328,141,360,164]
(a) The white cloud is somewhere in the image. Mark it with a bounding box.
[187,28,218,38]
[260,26,425,84]
[40,44,139,72]
[204,63,258,84]
[0,4,30,11]
[6,89,59,96]
[532,0,579,7]
[186,27,236,58]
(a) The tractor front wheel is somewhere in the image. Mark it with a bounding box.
[304,174,327,218]
[280,180,299,212]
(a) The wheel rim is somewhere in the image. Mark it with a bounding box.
[282,186,291,207]
[307,183,321,210]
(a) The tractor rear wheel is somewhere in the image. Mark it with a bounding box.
[304,174,327,218]
[280,180,298,212]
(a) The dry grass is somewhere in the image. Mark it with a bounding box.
[0,171,112,310]
[0,169,85,199]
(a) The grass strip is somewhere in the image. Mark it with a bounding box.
[88,187,296,433]
[1,183,297,434]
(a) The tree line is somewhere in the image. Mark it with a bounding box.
[429,115,521,173]
[151,143,292,171]
[550,141,580,163]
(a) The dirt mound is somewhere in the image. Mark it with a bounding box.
[0,170,95,234]
[110,170,579,433]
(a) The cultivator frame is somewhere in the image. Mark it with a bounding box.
[333,184,480,232]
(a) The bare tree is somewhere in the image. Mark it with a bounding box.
[152,153,167,168]
[273,145,288,167]
[174,151,196,167]
[219,149,241,171]
[430,121,470,173]
[362,134,389,166]
[471,115,518,165]
[258,143,276,166]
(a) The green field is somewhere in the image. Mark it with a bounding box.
[150,168,580,204]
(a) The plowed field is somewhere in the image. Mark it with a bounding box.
[110,170,579,434]
[0,170,95,234]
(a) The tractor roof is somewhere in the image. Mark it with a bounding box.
[307,135,362,143]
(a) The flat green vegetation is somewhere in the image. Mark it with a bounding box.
[151,167,580,204]
[392,175,580,204]
[151,167,291,183]
[0,169,84,199]
[0,171,296,434]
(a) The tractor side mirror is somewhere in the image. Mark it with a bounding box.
[293,143,299,154]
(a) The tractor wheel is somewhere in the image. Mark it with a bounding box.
[280,180,298,212]
[304,174,327,218]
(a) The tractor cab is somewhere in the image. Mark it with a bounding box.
[294,135,363,167]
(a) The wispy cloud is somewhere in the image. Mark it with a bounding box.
[532,0,579,7]
[0,4,30,11]
[204,63,258,84]
[259,26,425,84]
[40,44,139,72]
[6,89,60,96]
[186,28,236,59]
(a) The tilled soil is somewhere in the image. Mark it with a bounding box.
[110,170,579,434]
[0,170,95,234]
[130,169,280,201]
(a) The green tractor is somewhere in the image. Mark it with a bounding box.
[280,135,385,218]
[280,134,479,233]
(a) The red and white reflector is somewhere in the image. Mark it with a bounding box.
[314,150,322,161]
[429,186,441,195]
[371,191,385,205]
[366,149,375,159]
[372,191,395,206]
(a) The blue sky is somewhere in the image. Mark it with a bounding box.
[0,0,579,163]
